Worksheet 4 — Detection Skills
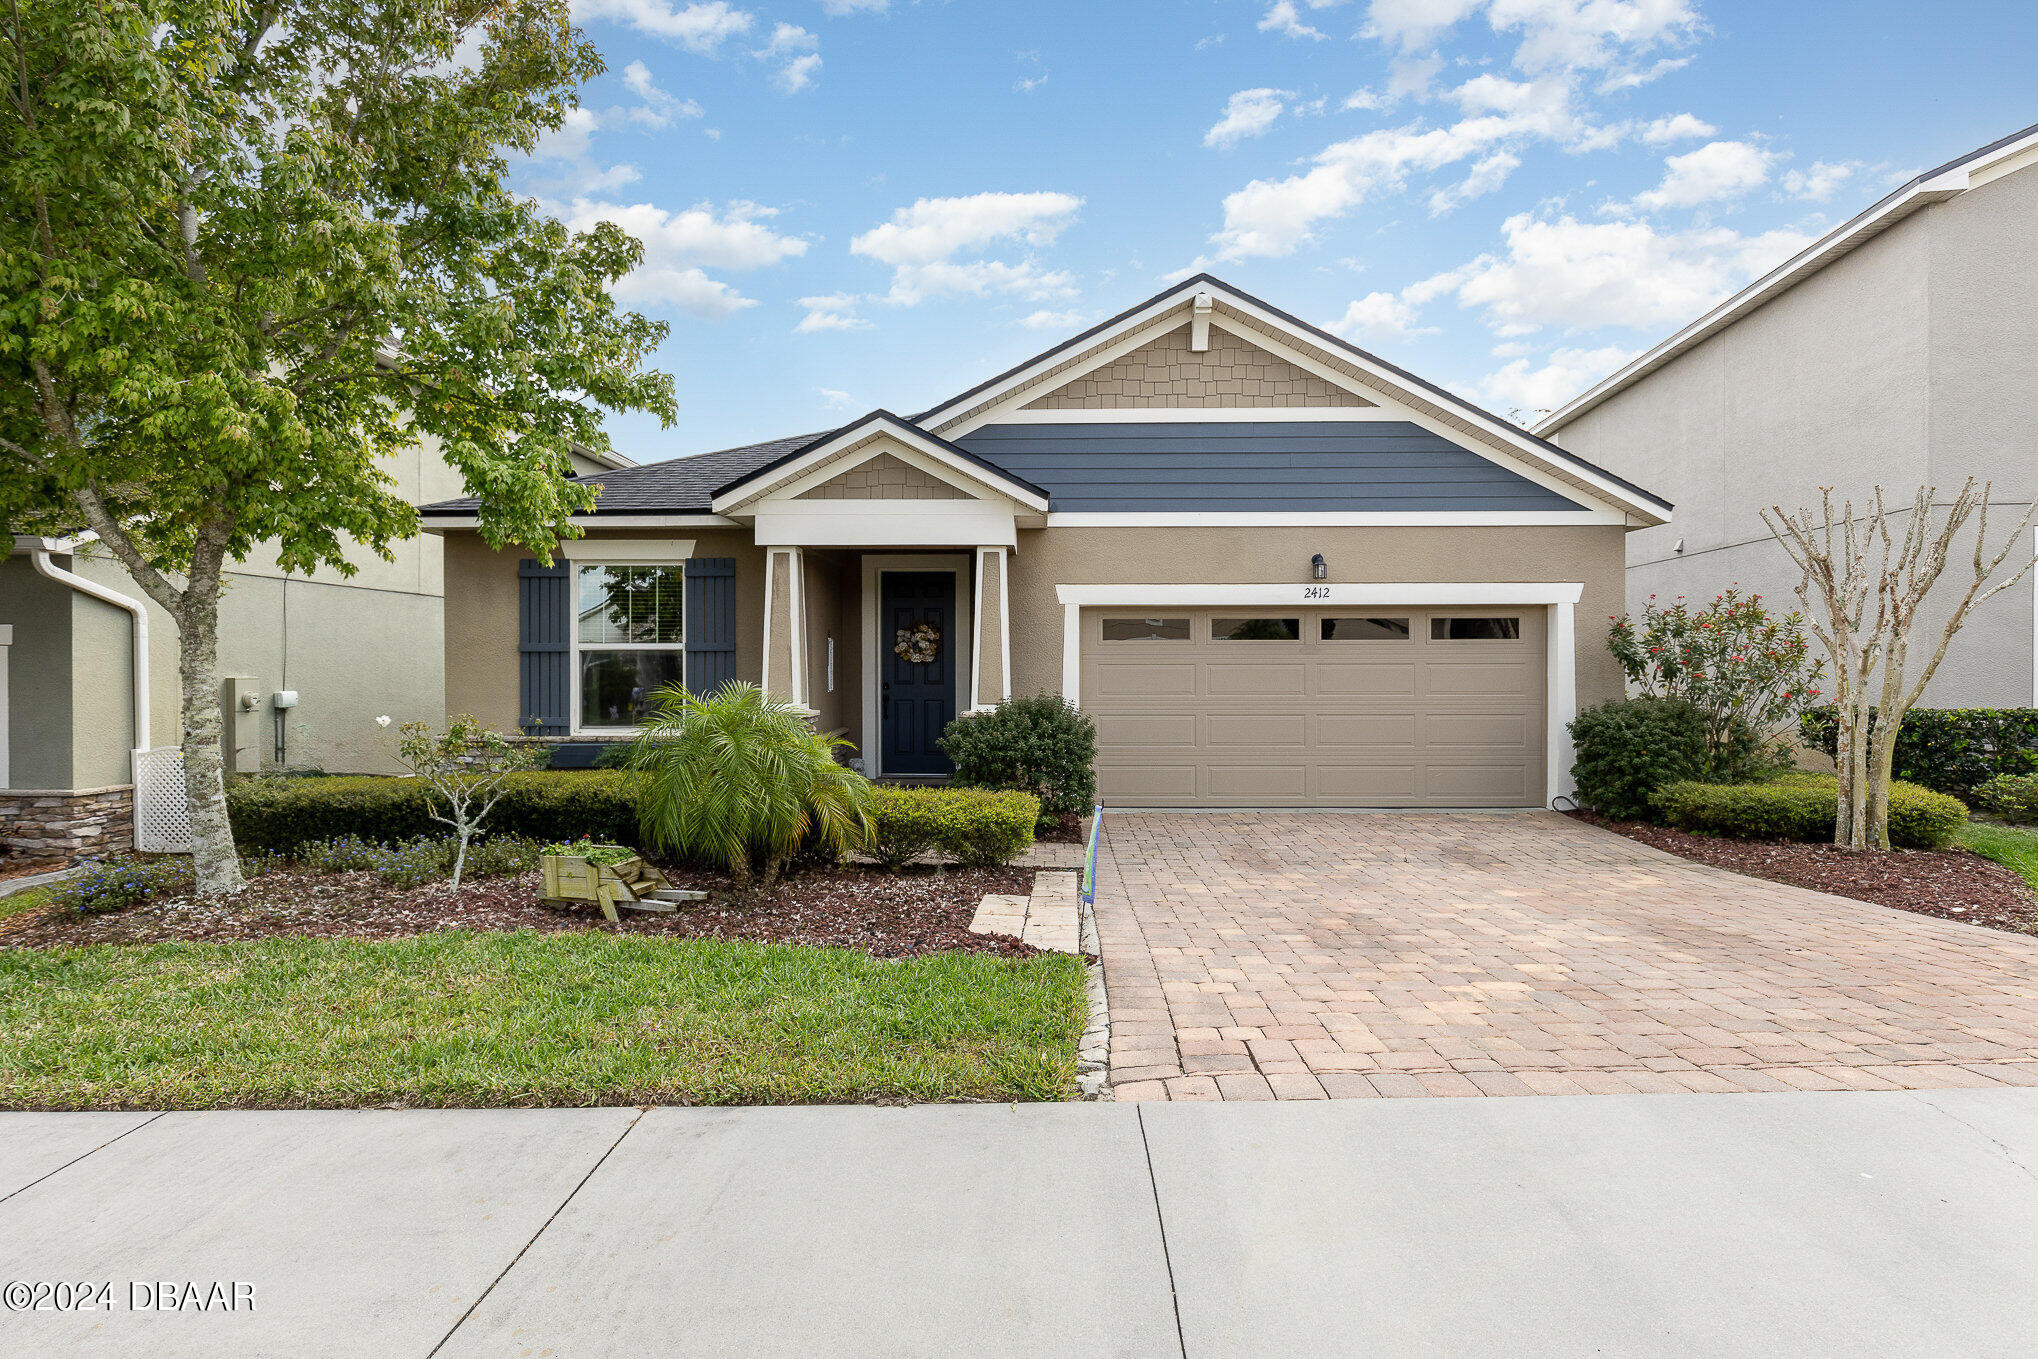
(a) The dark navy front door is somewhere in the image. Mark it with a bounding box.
[880,571,956,775]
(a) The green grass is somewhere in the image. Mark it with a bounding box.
[0,887,50,922]
[0,932,1088,1110]
[1958,821,2038,894]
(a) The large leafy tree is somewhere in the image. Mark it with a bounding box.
[1,0,674,892]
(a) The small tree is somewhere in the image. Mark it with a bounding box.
[1764,481,2038,850]
[1606,587,1823,780]
[393,717,541,891]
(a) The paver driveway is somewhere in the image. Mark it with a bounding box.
[1095,812,2038,1101]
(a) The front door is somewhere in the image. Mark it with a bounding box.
[880,571,956,775]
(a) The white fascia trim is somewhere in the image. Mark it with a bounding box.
[992,407,1400,423]
[1533,130,2038,435]
[1044,510,1626,528]
[421,515,736,532]
[754,500,1020,548]
[714,417,1049,515]
[1054,582,1586,606]
[559,537,696,562]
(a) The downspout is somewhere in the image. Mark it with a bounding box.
[28,539,150,752]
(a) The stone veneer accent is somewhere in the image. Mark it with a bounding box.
[1022,323,1375,410]
[796,452,971,500]
[0,786,135,860]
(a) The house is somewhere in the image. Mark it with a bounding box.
[423,275,1672,810]
[0,436,631,860]
[1536,122,2038,708]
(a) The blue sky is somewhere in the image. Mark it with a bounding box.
[525,0,2038,459]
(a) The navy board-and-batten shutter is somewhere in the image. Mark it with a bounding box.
[684,557,737,696]
[518,559,571,735]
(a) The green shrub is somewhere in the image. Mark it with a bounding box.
[50,856,194,914]
[622,682,873,894]
[940,694,1097,824]
[1651,774,1968,849]
[1800,706,2038,798]
[1569,697,1710,819]
[1973,773,2038,826]
[292,833,541,888]
[868,787,1039,868]
[227,771,643,855]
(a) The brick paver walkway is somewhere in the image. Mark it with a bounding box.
[1096,812,2038,1101]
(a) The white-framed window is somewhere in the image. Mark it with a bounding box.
[574,563,685,731]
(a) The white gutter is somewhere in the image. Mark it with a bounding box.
[28,539,150,750]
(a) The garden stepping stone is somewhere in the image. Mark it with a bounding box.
[970,872,1082,953]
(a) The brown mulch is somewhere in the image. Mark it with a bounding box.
[1570,811,2038,934]
[1037,813,1086,845]
[0,862,1042,959]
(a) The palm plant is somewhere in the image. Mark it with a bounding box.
[622,682,873,895]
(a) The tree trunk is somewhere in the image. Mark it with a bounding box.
[450,829,471,892]
[175,590,245,895]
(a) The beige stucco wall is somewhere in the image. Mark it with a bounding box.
[1007,524,1629,715]
[1547,161,2038,707]
[441,527,769,733]
[801,549,858,737]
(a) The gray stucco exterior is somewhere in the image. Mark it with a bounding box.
[1543,158,2037,707]
[951,422,1585,513]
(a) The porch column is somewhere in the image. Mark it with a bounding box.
[762,546,811,712]
[970,546,1011,711]
[0,624,10,788]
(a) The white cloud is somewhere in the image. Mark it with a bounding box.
[1327,290,1437,344]
[1640,112,1714,144]
[1386,52,1444,99]
[1206,88,1292,149]
[1476,343,1635,417]
[1429,149,1520,214]
[1783,159,1859,202]
[1633,139,1776,210]
[571,0,753,53]
[1260,1,1330,40]
[564,198,806,314]
[821,0,887,12]
[758,20,815,55]
[1488,0,1703,78]
[531,105,602,163]
[796,294,870,333]
[1423,210,1811,334]
[1015,73,1048,93]
[1021,309,1091,329]
[774,51,821,93]
[1343,88,1385,110]
[1363,0,1481,49]
[621,61,704,127]
[818,388,858,410]
[853,191,1082,266]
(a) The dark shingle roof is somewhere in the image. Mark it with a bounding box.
[418,432,827,516]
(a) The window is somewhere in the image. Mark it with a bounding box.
[576,564,685,728]
[1102,617,1191,642]
[1212,617,1300,641]
[1322,617,1411,641]
[1431,616,1521,641]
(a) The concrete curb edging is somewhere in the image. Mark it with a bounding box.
[0,865,82,900]
[1076,865,1110,1101]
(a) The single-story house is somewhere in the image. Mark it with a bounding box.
[1536,120,2038,707]
[422,275,1672,809]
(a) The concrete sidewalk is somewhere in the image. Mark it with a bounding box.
[2,1091,2034,1357]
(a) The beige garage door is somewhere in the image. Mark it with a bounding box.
[1081,607,1546,807]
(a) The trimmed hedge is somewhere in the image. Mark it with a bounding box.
[1973,773,2038,826]
[940,695,1098,825]
[1800,706,2038,798]
[1569,697,1709,820]
[1651,774,1968,850]
[867,787,1039,869]
[227,771,643,855]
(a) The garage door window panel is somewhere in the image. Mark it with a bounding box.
[1212,617,1300,641]
[1432,617,1522,641]
[1322,618,1412,641]
[1102,617,1191,642]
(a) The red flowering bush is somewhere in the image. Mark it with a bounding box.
[1606,587,1824,781]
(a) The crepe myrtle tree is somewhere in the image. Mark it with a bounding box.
[393,716,540,891]
[0,0,675,893]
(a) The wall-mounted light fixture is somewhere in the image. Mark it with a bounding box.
[1311,553,1328,582]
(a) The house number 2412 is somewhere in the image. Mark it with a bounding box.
[1302,586,1331,599]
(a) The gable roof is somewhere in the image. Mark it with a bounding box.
[417,431,824,518]
[913,273,1671,523]
[1536,120,2038,435]
[710,410,1051,513]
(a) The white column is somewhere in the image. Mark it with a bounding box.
[1546,600,1577,806]
[970,546,1011,711]
[762,547,811,711]
[1061,602,1081,707]
[0,624,11,789]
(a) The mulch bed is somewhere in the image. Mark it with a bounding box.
[1037,813,1086,845]
[1571,811,2038,934]
[0,862,1041,959]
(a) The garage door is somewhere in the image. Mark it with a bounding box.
[1080,607,1546,807]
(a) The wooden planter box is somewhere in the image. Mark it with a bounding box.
[540,847,704,922]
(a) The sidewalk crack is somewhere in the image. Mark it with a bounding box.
[1136,1104,1190,1359]
[426,1107,645,1357]
[0,1111,167,1207]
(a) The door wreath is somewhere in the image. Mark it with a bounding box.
[893,621,941,665]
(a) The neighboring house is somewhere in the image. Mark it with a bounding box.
[423,275,1671,810]
[0,436,630,859]
[1537,121,2038,708]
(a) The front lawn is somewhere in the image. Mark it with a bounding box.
[0,931,1087,1109]
[1957,821,2038,895]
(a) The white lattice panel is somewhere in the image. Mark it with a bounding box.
[132,746,194,853]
